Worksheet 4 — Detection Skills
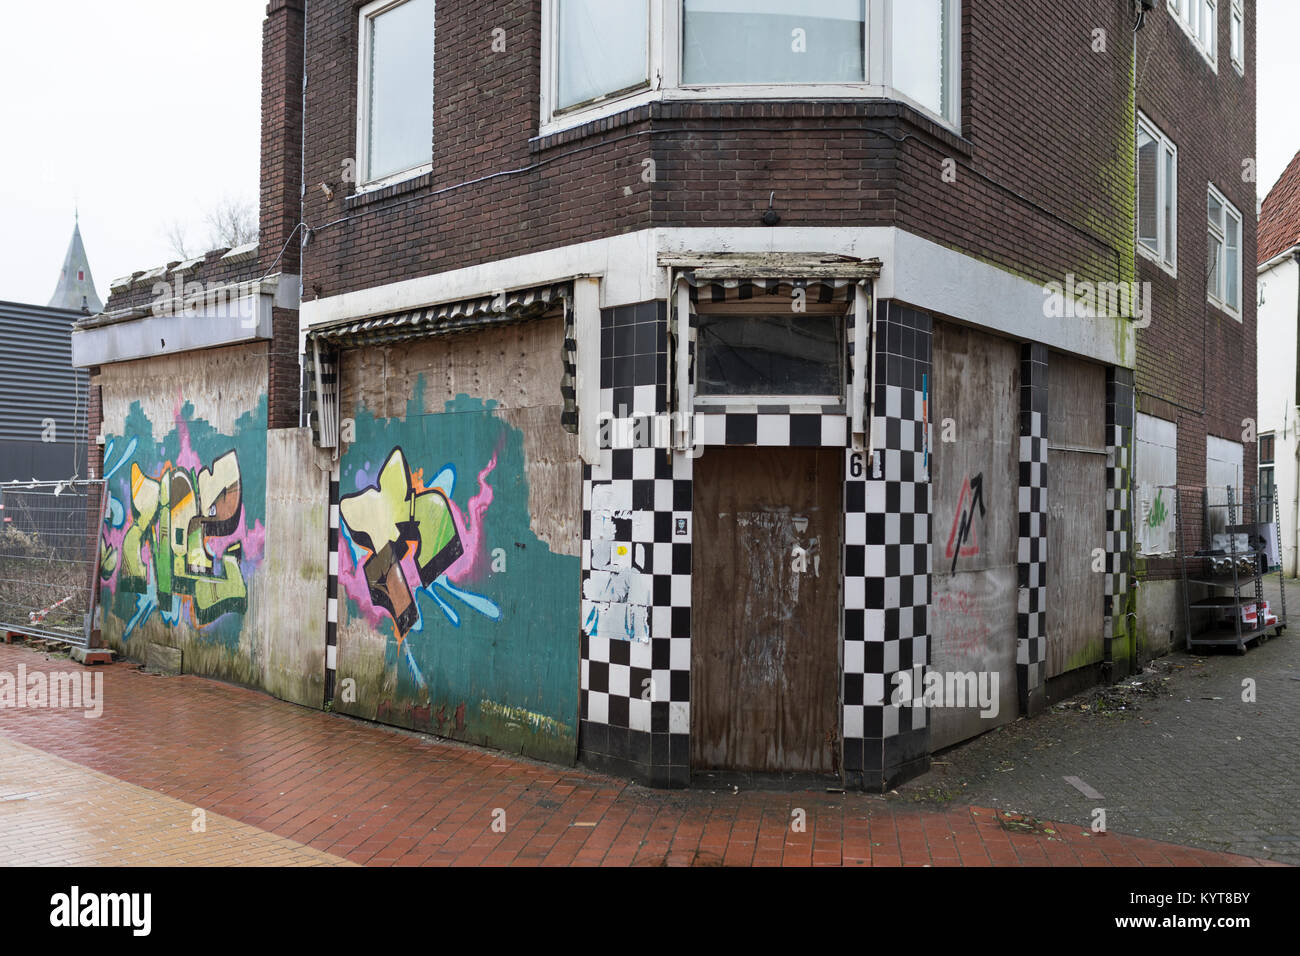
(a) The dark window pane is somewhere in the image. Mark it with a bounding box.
[697,313,842,397]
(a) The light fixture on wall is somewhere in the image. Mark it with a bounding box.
[762,191,781,227]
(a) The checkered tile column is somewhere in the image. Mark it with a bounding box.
[1104,368,1135,678]
[325,468,340,704]
[1017,344,1048,717]
[580,300,690,787]
[843,301,932,790]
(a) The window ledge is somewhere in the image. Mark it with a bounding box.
[346,169,433,210]
[1207,296,1243,323]
[530,97,971,157]
[1137,243,1178,279]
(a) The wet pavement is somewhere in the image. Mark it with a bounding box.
[895,577,1300,864]
[0,642,1279,867]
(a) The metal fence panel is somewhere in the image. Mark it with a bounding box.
[0,479,105,646]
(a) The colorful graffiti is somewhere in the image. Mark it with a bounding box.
[335,385,579,762]
[339,446,501,642]
[99,397,266,641]
[945,472,986,573]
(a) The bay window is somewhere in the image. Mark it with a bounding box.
[1206,183,1242,318]
[681,1,865,85]
[556,0,650,110]
[357,0,437,187]
[890,0,951,122]
[540,0,960,135]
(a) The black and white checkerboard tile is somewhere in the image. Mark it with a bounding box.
[1104,369,1134,668]
[325,469,340,703]
[1017,344,1048,716]
[843,302,932,786]
[579,448,693,786]
[581,293,937,789]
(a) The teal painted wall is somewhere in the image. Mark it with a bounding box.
[336,383,580,763]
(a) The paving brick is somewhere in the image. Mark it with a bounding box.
[0,645,1274,867]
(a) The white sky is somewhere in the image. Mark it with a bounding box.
[0,0,1296,306]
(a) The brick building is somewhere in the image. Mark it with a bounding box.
[74,0,1258,791]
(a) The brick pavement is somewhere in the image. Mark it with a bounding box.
[896,578,1300,864]
[0,644,1276,867]
[0,735,349,866]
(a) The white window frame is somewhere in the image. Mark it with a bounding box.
[355,0,436,192]
[1167,0,1218,71]
[1229,0,1244,73]
[538,0,961,138]
[1206,182,1243,320]
[1136,113,1178,277]
[690,297,849,407]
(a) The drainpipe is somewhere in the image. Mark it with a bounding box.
[1293,251,1300,576]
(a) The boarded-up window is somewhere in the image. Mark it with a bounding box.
[1206,434,1245,534]
[1134,414,1177,556]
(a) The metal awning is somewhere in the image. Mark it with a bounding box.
[303,281,575,450]
[305,281,572,348]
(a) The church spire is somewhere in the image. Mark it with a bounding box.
[48,217,102,313]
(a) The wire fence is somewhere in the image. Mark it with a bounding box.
[0,479,105,647]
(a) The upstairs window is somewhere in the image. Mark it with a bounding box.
[1168,0,1217,68]
[540,0,960,135]
[556,0,650,110]
[1230,0,1244,72]
[1137,114,1178,274]
[357,0,436,187]
[1206,183,1242,318]
[890,0,952,121]
[681,0,866,85]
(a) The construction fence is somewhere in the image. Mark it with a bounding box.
[0,478,105,647]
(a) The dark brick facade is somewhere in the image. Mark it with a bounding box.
[299,0,1145,303]
[1135,2,1258,571]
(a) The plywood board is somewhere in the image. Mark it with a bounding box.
[1046,354,1106,677]
[691,446,841,773]
[929,322,1019,749]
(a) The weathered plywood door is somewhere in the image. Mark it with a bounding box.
[929,323,1020,750]
[691,447,842,773]
[1046,354,1106,678]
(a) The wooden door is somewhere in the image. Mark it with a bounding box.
[691,446,841,773]
[1046,354,1106,678]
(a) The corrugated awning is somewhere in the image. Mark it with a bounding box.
[303,281,576,450]
[306,281,572,348]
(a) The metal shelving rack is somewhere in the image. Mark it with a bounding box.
[1176,487,1287,654]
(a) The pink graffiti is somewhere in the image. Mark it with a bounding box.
[207,506,266,572]
[337,534,384,628]
[173,395,201,473]
[444,452,498,586]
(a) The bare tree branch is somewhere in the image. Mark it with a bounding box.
[203,197,259,250]
[162,220,190,260]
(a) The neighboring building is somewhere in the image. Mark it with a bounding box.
[1256,150,1300,574]
[75,0,1258,792]
[48,215,103,314]
[0,216,99,483]
[1129,0,1260,661]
